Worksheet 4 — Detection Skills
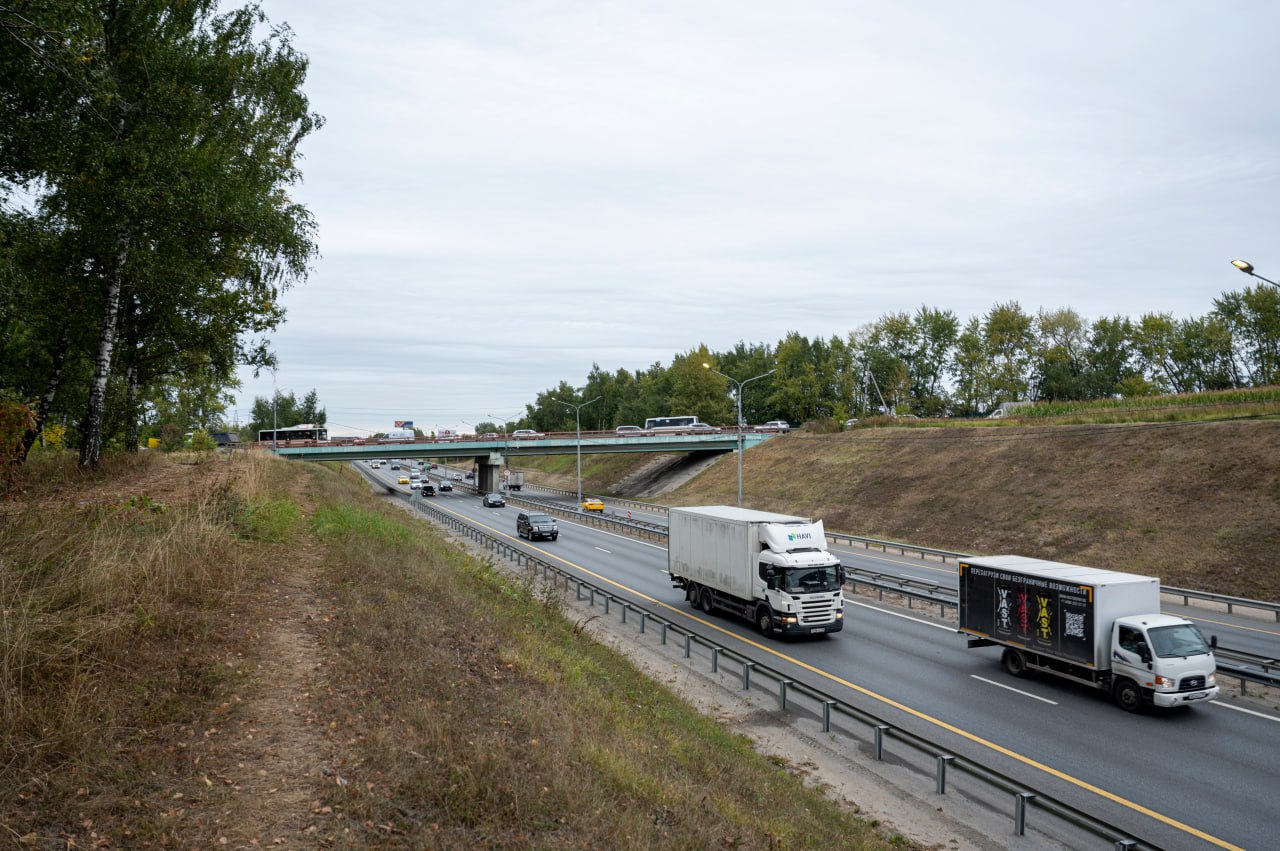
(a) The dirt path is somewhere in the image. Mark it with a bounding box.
[199,555,334,847]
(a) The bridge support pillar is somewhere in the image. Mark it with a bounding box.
[476,454,503,492]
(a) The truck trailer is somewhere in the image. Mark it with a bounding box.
[668,506,844,637]
[505,471,524,491]
[958,555,1219,712]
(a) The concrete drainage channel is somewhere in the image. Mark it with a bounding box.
[398,492,1156,851]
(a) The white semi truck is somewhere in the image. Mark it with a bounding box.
[958,555,1219,712]
[668,506,845,637]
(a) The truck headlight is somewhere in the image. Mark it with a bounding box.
[1154,675,1175,689]
[835,611,843,619]
[1207,673,1216,685]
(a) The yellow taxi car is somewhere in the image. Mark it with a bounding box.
[398,476,410,485]
[581,497,604,512]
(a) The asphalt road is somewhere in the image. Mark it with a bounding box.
[365,462,1280,850]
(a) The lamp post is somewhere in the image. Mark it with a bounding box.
[702,363,776,507]
[1231,259,1280,289]
[270,368,278,453]
[556,396,600,509]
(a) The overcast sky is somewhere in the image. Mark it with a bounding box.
[232,1,1280,436]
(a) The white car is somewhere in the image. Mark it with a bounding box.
[757,420,790,433]
[615,425,644,435]
[511,429,545,439]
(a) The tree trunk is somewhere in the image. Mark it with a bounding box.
[20,331,69,460]
[79,230,129,468]
[123,300,141,453]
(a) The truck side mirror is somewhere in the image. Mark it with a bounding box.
[1138,644,1151,664]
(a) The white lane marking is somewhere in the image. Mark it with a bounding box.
[970,675,1059,705]
[594,546,612,554]
[1211,701,1280,722]
[846,598,954,631]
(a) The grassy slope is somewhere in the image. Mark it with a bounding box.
[519,417,1280,599]
[1,452,903,849]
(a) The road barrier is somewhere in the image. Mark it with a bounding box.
[405,491,1174,850]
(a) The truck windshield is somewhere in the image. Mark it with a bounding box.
[782,566,842,594]
[1147,624,1211,658]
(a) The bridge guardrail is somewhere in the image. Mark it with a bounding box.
[403,490,1169,850]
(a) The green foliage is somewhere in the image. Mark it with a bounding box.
[0,1,322,466]
[237,497,300,542]
[312,503,413,545]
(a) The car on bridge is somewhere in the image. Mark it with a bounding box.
[581,497,604,512]
[482,492,505,507]
[755,420,790,433]
[615,425,644,435]
[686,423,721,434]
[511,429,544,439]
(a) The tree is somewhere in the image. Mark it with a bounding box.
[983,302,1036,404]
[0,1,321,467]
[669,345,733,425]
[1213,286,1280,387]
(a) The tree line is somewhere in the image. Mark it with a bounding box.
[516,293,1280,432]
[0,1,319,466]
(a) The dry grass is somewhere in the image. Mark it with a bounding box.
[1,452,907,848]
[306,466,898,848]
[520,411,1280,600]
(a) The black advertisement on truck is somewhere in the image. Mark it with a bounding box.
[959,563,1096,667]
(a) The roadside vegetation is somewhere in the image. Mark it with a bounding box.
[1,451,907,848]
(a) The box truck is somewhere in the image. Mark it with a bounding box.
[958,555,1219,712]
[505,471,524,491]
[668,506,845,637]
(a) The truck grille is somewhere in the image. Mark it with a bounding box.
[1179,675,1206,692]
[798,598,837,625]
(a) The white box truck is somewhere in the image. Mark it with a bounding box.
[668,506,845,637]
[958,555,1219,712]
[505,471,524,491]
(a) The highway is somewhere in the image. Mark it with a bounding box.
[367,461,1280,850]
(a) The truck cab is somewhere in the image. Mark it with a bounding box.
[1109,615,1219,710]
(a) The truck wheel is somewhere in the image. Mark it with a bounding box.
[756,606,774,636]
[1001,649,1028,678]
[699,587,716,614]
[1113,679,1145,713]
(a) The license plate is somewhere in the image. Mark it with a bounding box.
[1185,692,1207,701]
[810,628,825,634]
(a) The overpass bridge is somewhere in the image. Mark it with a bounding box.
[264,431,773,492]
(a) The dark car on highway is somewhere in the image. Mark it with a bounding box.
[516,512,558,541]
[482,492,505,507]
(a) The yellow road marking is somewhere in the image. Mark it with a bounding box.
[432,503,1244,851]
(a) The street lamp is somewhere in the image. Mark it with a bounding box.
[702,363,776,507]
[270,368,278,453]
[556,395,600,509]
[1231,259,1280,288]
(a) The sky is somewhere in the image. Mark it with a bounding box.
[231,1,1280,437]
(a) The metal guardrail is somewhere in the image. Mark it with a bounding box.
[522,482,668,514]
[523,481,1280,627]
[404,491,1167,850]
[1164,586,1280,622]
[364,465,1279,694]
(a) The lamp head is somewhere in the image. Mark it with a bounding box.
[1232,259,1255,274]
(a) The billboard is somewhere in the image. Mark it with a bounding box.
[395,420,414,428]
